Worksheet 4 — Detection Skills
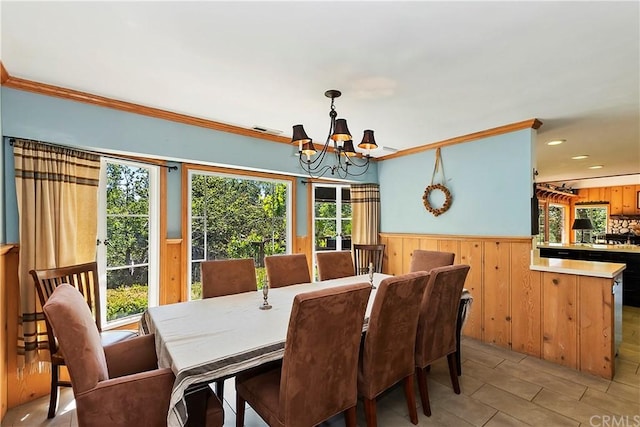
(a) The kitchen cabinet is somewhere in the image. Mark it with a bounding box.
[622,185,636,215]
[542,272,577,369]
[609,186,623,215]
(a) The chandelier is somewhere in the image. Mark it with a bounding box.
[291,90,377,178]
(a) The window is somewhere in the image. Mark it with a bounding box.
[187,169,293,299]
[548,204,566,243]
[312,184,351,277]
[97,159,160,328]
[575,204,608,243]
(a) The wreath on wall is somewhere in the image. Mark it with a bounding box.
[422,147,452,217]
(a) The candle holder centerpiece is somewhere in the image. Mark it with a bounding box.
[259,280,272,310]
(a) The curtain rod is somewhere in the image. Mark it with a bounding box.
[7,137,178,172]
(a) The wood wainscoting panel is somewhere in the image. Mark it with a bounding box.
[483,241,512,348]
[418,238,439,251]
[402,237,420,273]
[542,272,578,369]
[163,239,184,304]
[438,239,460,262]
[459,240,483,340]
[385,238,404,276]
[579,275,614,379]
[511,242,542,357]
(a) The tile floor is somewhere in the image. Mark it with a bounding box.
[3,308,639,427]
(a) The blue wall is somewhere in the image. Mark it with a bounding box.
[378,129,534,236]
[1,87,377,242]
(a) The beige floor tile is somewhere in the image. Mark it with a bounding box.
[483,411,531,427]
[413,403,475,427]
[580,387,640,416]
[463,360,542,401]
[428,380,497,426]
[611,367,640,388]
[532,388,617,425]
[471,384,578,426]
[461,345,506,369]
[615,357,640,377]
[607,380,640,404]
[462,338,526,363]
[517,356,611,392]
[426,358,485,396]
[495,359,587,400]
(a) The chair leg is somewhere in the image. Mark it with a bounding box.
[415,366,431,417]
[344,405,357,427]
[447,353,461,394]
[215,379,225,400]
[236,393,245,427]
[363,397,377,427]
[403,374,418,425]
[47,365,60,418]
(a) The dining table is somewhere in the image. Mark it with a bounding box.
[139,273,473,427]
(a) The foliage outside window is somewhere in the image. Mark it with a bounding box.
[189,172,291,299]
[314,186,352,251]
[104,163,153,322]
[548,204,566,243]
[536,202,546,244]
[575,205,608,243]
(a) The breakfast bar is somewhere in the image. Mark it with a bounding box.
[529,254,626,379]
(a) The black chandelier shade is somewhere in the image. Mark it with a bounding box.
[291,90,377,178]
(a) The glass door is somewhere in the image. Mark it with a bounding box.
[312,184,351,276]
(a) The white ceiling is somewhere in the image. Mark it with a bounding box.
[1,1,638,184]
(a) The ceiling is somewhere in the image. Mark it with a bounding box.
[1,1,638,184]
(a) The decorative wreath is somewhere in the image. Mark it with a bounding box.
[422,183,452,217]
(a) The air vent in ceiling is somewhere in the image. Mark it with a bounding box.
[252,126,283,135]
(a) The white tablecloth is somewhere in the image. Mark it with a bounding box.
[141,274,384,427]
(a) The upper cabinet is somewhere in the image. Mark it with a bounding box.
[574,184,640,216]
[622,185,639,215]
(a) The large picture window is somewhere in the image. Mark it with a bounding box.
[575,204,608,243]
[187,167,293,299]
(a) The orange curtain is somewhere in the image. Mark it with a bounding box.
[13,138,100,369]
[351,183,380,245]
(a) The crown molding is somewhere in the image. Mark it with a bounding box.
[0,63,542,162]
[0,61,9,84]
[377,118,543,161]
[0,67,292,146]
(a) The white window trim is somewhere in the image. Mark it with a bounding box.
[97,158,160,329]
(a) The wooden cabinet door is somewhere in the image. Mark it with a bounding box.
[610,186,623,215]
[511,244,541,358]
[622,185,635,215]
[542,272,577,369]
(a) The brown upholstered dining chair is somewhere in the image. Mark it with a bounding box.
[201,258,258,398]
[43,284,224,427]
[316,250,355,280]
[358,272,430,426]
[409,249,455,273]
[415,264,470,417]
[264,253,311,288]
[235,282,372,427]
[201,258,258,298]
[30,261,137,418]
[353,244,385,275]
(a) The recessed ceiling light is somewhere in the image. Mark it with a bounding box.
[588,165,604,169]
[571,155,589,160]
[547,139,565,146]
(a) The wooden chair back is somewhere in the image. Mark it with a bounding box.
[352,244,385,275]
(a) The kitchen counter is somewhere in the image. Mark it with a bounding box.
[530,255,626,278]
[538,243,640,254]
